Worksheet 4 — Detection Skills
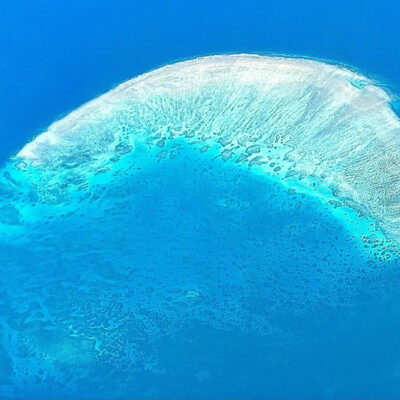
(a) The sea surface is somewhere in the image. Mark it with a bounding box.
[1,2,400,399]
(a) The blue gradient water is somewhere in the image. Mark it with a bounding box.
[1,1,400,399]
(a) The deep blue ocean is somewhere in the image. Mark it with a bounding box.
[1,1,400,399]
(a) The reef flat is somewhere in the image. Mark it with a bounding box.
[10,55,400,239]
[1,55,400,398]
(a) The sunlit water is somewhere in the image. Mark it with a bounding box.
[1,55,400,399]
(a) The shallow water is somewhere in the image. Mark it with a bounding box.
[2,55,400,398]
[1,140,400,399]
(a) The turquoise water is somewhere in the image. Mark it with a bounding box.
[1,55,400,398]
[1,139,400,399]
[2,2,400,399]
